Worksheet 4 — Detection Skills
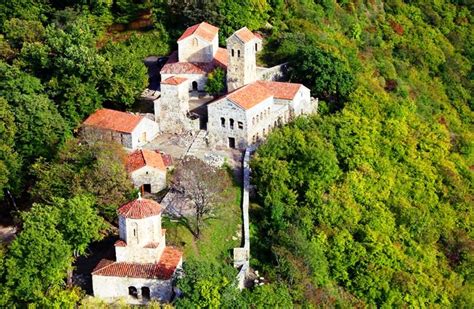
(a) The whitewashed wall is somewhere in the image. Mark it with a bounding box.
[130,166,167,194]
[131,118,159,149]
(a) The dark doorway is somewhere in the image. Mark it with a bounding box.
[128,286,138,298]
[228,137,236,149]
[143,184,151,193]
[192,81,198,91]
[141,286,151,300]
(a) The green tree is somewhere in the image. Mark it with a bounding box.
[31,138,134,220]
[54,195,106,256]
[290,45,356,109]
[4,204,73,304]
[175,259,244,308]
[0,98,20,199]
[205,67,226,96]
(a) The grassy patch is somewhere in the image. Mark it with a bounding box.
[163,183,242,265]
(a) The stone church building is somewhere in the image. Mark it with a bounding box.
[155,22,316,149]
[92,196,182,304]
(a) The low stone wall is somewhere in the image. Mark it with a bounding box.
[234,146,253,290]
[257,62,289,82]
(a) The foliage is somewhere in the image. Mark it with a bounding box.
[53,195,106,256]
[0,98,20,198]
[30,138,134,221]
[175,259,245,308]
[205,67,226,96]
[3,204,73,304]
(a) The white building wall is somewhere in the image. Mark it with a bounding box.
[131,118,160,149]
[119,215,162,247]
[115,237,166,263]
[92,275,174,303]
[130,166,167,194]
[244,96,275,143]
[178,35,217,63]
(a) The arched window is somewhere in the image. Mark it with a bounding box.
[237,50,241,57]
[263,128,266,136]
[221,117,226,128]
[231,49,234,57]
[230,118,234,130]
[142,287,151,300]
[131,222,138,244]
[268,124,271,132]
[256,115,259,123]
[255,43,258,51]
[252,117,255,125]
[128,286,138,298]
[192,38,198,46]
[252,135,256,143]
[260,111,263,119]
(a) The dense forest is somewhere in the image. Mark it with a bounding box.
[0,0,472,307]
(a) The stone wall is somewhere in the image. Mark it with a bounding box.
[130,166,167,193]
[234,146,253,290]
[92,275,174,303]
[257,62,289,82]
[81,126,133,149]
[157,81,191,133]
[207,98,249,148]
[178,35,217,63]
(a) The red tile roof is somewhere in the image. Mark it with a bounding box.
[234,27,258,43]
[162,76,187,85]
[178,22,218,43]
[227,82,273,110]
[83,109,143,133]
[160,49,228,75]
[117,198,163,219]
[257,81,303,100]
[92,247,183,280]
[126,149,166,173]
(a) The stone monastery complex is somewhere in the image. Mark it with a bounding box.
[83,21,317,151]
[82,21,318,304]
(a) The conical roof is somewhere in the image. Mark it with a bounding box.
[117,195,163,219]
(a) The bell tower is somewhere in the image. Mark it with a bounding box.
[226,27,258,91]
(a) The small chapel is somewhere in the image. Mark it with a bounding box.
[92,195,182,304]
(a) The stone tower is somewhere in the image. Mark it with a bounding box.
[155,76,190,133]
[226,27,259,91]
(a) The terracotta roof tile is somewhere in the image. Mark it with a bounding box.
[257,81,303,100]
[117,198,163,219]
[178,22,218,43]
[92,247,182,280]
[234,27,258,43]
[161,76,187,85]
[160,49,228,75]
[227,82,273,110]
[83,109,143,133]
[114,240,126,247]
[126,149,167,173]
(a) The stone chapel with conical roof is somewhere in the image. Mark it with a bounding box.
[92,195,182,304]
